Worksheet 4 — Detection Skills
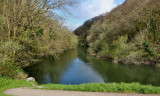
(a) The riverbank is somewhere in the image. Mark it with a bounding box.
[1,77,160,96]
[90,53,160,66]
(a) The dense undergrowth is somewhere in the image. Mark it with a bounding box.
[0,0,78,79]
[74,0,160,65]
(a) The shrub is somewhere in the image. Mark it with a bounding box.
[110,36,131,61]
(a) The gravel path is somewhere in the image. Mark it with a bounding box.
[4,88,160,96]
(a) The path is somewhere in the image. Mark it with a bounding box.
[4,88,160,96]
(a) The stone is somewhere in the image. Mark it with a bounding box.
[26,77,35,82]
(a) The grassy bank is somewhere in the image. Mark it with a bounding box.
[39,83,160,94]
[1,77,160,95]
[0,77,34,96]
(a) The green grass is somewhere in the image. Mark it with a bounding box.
[1,77,160,95]
[0,77,34,96]
[39,83,160,94]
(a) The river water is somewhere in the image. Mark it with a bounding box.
[24,48,160,86]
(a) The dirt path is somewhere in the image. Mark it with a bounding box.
[4,88,160,96]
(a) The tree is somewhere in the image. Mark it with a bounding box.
[0,0,78,78]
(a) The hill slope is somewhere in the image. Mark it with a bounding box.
[74,0,160,65]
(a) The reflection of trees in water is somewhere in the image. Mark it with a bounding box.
[87,56,160,86]
[25,47,160,86]
[25,49,78,84]
[77,46,89,63]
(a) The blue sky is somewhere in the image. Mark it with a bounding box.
[60,0,126,30]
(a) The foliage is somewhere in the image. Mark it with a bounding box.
[110,36,131,61]
[38,83,160,94]
[0,0,78,78]
[74,15,103,46]
[74,0,160,65]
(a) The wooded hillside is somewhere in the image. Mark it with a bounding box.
[74,0,160,65]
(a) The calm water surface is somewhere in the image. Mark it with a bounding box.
[25,48,160,86]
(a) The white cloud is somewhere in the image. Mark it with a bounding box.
[77,0,117,19]
[63,0,120,30]
[63,22,82,31]
[71,23,82,30]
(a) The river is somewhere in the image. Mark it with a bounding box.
[24,47,160,86]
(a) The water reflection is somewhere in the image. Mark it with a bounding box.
[60,58,104,84]
[87,56,160,86]
[25,48,160,86]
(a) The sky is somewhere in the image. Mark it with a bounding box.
[60,0,126,30]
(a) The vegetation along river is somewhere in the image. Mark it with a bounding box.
[25,47,160,86]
